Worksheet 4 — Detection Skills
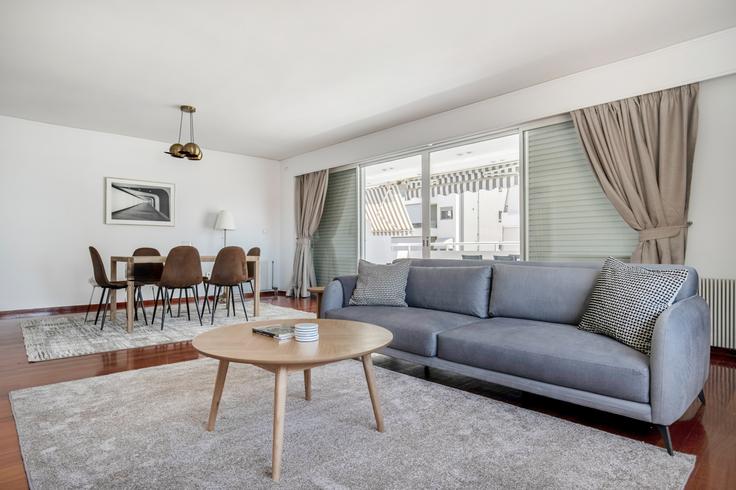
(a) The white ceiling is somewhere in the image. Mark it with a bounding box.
[1,1,735,161]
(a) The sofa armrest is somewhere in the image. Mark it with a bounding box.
[321,280,345,317]
[650,295,710,425]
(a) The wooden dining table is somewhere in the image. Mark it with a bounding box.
[109,255,260,333]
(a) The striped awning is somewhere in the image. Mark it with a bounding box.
[364,184,413,236]
[404,161,519,199]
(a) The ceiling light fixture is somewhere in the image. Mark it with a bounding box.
[165,105,202,160]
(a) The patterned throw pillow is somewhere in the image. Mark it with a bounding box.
[349,260,410,307]
[578,257,689,355]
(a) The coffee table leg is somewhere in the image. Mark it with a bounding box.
[207,360,230,431]
[304,369,312,401]
[361,354,385,432]
[272,366,287,481]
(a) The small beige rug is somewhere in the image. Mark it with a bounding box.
[20,301,314,362]
[10,358,694,489]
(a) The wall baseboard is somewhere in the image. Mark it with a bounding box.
[0,290,288,320]
[711,346,736,361]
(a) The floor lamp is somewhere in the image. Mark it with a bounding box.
[214,210,236,306]
[214,210,235,248]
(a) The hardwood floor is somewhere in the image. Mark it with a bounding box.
[1,296,734,488]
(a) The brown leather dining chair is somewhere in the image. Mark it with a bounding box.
[130,247,165,325]
[85,247,147,330]
[88,246,145,331]
[205,246,249,325]
[152,246,204,329]
[243,246,260,295]
[132,247,164,285]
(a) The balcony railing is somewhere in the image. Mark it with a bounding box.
[390,240,521,260]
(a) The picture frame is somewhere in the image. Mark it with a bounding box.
[104,177,175,226]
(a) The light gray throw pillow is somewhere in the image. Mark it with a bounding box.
[349,260,410,307]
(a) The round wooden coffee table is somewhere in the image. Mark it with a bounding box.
[192,318,393,481]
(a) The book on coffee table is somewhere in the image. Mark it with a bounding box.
[252,324,294,341]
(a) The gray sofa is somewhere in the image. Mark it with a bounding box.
[321,258,710,455]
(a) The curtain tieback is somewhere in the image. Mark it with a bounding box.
[639,223,689,241]
[296,237,311,245]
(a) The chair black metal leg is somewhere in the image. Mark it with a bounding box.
[94,287,106,325]
[138,287,148,325]
[656,424,674,456]
[184,288,191,321]
[238,283,249,321]
[177,289,183,317]
[100,289,110,331]
[230,286,237,317]
[192,287,203,326]
[698,389,706,405]
[202,283,211,314]
[211,286,221,325]
[167,290,173,316]
[84,286,96,323]
[134,287,140,321]
[152,287,161,322]
[192,286,201,319]
[161,288,169,330]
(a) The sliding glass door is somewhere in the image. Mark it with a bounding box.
[360,132,520,263]
[428,134,520,260]
[362,155,424,263]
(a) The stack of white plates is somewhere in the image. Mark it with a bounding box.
[294,322,319,342]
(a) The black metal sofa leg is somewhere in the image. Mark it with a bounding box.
[656,424,674,456]
[698,389,706,405]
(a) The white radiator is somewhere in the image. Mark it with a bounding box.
[699,278,736,349]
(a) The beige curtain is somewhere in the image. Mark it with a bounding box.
[287,170,329,297]
[570,83,699,264]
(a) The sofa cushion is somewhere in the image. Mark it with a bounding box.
[405,266,492,318]
[437,317,650,402]
[403,258,698,303]
[325,306,478,357]
[489,263,599,324]
[349,260,410,307]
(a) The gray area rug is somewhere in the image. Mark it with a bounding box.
[20,301,314,362]
[11,358,694,489]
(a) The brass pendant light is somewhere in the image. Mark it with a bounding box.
[165,105,202,160]
[165,108,185,158]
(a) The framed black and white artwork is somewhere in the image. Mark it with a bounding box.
[105,177,175,226]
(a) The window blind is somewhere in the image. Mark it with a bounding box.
[313,168,359,285]
[526,121,638,262]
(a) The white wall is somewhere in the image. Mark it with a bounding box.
[686,73,736,279]
[0,116,281,310]
[279,28,736,286]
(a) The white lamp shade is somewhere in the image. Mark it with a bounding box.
[214,210,236,230]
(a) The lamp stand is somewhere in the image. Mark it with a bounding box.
[217,229,230,305]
